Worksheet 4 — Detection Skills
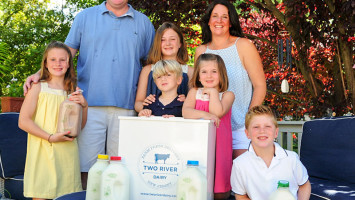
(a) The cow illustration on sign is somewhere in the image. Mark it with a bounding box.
[155,154,170,164]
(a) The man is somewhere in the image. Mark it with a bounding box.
[24,0,155,189]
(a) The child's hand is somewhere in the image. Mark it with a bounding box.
[202,88,218,96]
[143,94,156,106]
[177,94,186,102]
[49,131,75,143]
[204,113,220,127]
[162,114,175,118]
[69,87,88,108]
[139,109,152,117]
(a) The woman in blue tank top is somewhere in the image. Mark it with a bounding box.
[196,0,266,192]
[135,22,193,113]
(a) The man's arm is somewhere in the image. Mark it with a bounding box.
[68,46,78,58]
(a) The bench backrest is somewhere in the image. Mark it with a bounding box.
[0,112,27,178]
[300,116,355,184]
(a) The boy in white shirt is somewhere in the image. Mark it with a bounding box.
[231,105,311,200]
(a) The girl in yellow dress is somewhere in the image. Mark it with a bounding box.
[19,41,87,199]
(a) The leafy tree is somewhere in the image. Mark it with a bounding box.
[239,0,354,116]
[0,42,10,84]
[0,0,73,96]
[130,0,354,117]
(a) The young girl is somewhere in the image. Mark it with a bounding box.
[19,41,87,200]
[135,22,193,113]
[138,60,183,118]
[182,53,235,200]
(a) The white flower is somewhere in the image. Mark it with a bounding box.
[11,77,18,82]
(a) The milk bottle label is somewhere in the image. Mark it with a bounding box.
[177,168,207,200]
[101,171,129,200]
[86,156,109,200]
[57,99,82,137]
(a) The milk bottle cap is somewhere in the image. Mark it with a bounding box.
[187,160,199,166]
[110,156,122,161]
[277,180,290,188]
[98,154,109,160]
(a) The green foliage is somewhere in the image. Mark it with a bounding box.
[184,24,202,66]
[0,42,10,84]
[2,76,23,97]
[0,0,72,96]
[129,0,209,41]
[65,0,100,10]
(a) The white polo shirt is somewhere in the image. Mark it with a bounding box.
[231,142,308,200]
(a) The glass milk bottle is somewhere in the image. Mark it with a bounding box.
[177,160,207,200]
[57,92,83,138]
[101,156,130,200]
[269,180,296,200]
[86,154,109,200]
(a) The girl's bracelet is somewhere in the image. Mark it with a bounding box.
[48,134,53,143]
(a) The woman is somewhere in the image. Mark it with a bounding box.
[195,1,266,198]
[135,22,193,112]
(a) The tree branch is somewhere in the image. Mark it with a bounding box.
[262,0,287,24]
[244,0,266,10]
[2,1,23,27]
[335,40,348,101]
[244,33,277,49]
[324,0,346,35]
[267,89,303,104]
[323,0,336,14]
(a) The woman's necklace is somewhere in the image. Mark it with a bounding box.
[211,35,232,49]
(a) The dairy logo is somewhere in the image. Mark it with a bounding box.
[139,144,182,189]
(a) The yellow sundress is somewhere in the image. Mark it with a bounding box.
[23,82,82,198]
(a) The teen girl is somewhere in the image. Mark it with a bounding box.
[19,41,87,199]
[135,22,193,113]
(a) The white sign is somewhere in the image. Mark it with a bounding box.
[118,117,216,200]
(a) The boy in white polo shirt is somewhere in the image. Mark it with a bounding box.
[230,105,311,200]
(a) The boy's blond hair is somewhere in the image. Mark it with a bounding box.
[152,60,183,81]
[245,105,278,129]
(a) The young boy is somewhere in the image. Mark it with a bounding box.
[231,105,311,200]
[138,60,183,118]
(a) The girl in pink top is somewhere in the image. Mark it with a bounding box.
[182,53,235,199]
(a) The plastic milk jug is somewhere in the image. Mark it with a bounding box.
[57,92,83,138]
[86,154,109,200]
[177,160,207,200]
[268,180,296,200]
[101,156,130,200]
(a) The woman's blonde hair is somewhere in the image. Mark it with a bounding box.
[146,22,188,65]
[39,41,76,94]
[245,105,278,129]
[190,53,229,92]
[152,60,182,81]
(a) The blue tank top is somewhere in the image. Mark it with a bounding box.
[205,38,252,130]
[146,64,189,96]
